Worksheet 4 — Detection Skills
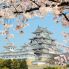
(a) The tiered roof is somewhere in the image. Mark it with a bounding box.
[30,26,60,56]
[33,26,52,34]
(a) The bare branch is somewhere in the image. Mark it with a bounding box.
[60,13,69,21]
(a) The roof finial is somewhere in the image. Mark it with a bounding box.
[38,25,40,28]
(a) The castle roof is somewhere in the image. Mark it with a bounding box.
[33,26,52,34]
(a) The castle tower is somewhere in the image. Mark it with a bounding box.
[29,26,60,62]
[4,43,16,52]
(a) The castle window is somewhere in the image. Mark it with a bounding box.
[19,56,20,57]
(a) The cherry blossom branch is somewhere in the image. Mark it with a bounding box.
[30,0,40,7]
[58,2,69,6]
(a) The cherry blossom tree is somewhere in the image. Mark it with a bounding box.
[0,0,69,24]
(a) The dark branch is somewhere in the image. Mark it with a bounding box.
[0,16,2,18]
[13,7,39,14]
[48,0,60,2]
[14,4,49,14]
[62,13,69,21]
[60,13,69,21]
[58,2,69,6]
[14,11,23,14]
[30,0,40,7]
[26,7,39,12]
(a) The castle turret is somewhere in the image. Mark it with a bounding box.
[4,43,16,52]
[30,26,60,62]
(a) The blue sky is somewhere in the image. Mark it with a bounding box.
[0,13,69,52]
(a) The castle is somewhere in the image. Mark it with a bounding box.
[0,26,62,65]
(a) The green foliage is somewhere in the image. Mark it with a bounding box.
[20,60,28,69]
[44,67,55,69]
[2,66,9,69]
[44,66,62,69]
[67,64,69,67]
[3,59,12,69]
[0,59,28,69]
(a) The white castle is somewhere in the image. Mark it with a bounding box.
[0,26,64,65]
